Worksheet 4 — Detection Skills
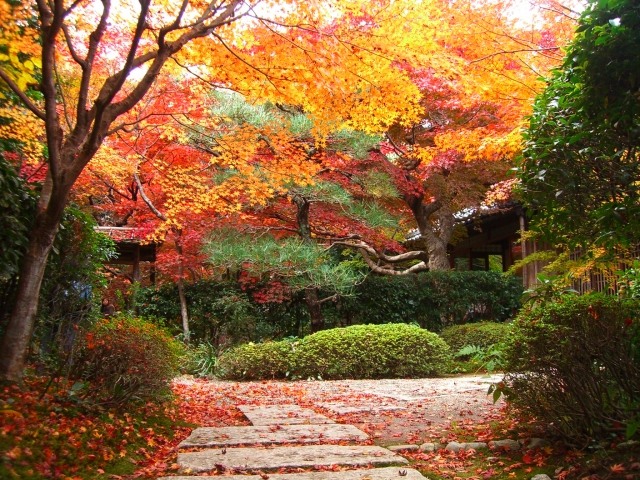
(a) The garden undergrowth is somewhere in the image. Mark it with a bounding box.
[0,375,195,479]
[404,414,640,480]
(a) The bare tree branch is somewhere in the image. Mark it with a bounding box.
[75,0,111,127]
[331,239,429,265]
[134,172,167,221]
[61,24,85,67]
[470,47,561,65]
[357,247,428,276]
[0,68,46,120]
[158,0,190,47]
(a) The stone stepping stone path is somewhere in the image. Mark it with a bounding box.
[169,404,427,479]
[304,376,503,401]
[317,402,404,415]
[168,466,426,479]
[178,444,409,473]
[179,424,368,448]
[238,404,335,425]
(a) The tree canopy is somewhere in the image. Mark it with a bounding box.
[0,0,578,379]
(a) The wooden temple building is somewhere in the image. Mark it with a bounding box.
[94,227,158,284]
[445,204,547,288]
[444,204,638,292]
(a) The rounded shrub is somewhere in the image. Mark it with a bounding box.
[440,321,511,355]
[218,340,295,380]
[219,324,451,380]
[502,294,640,441]
[72,315,183,407]
[294,323,451,379]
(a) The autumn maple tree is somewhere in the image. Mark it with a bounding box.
[0,0,581,379]
[75,0,581,339]
[323,0,581,273]
[1,0,469,380]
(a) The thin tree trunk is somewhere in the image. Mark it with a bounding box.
[177,275,190,342]
[176,241,190,342]
[0,186,67,381]
[136,173,190,340]
[293,194,326,333]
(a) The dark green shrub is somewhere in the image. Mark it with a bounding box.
[71,316,183,408]
[137,271,522,344]
[35,208,115,368]
[137,280,302,344]
[333,271,522,331]
[218,340,296,380]
[219,324,451,380]
[440,322,511,355]
[502,294,640,441]
[0,157,36,286]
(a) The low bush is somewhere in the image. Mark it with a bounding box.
[71,315,183,408]
[218,340,296,380]
[501,294,640,442]
[137,280,301,344]
[440,321,511,355]
[181,342,227,378]
[219,323,451,380]
[294,323,451,379]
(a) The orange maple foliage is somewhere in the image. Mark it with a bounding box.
[0,0,581,379]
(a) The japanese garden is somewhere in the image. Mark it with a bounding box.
[0,0,639,478]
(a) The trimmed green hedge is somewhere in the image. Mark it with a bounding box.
[335,271,522,331]
[219,323,452,380]
[440,322,511,354]
[137,271,523,344]
[502,294,640,441]
[216,340,295,380]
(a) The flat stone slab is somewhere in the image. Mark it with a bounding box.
[164,466,427,480]
[419,442,442,453]
[179,424,368,448]
[304,375,504,401]
[318,402,404,415]
[239,405,335,425]
[178,445,408,473]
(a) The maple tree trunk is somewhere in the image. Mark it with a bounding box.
[177,276,190,342]
[425,238,450,271]
[305,288,325,333]
[0,180,69,381]
[175,240,190,342]
[407,195,453,272]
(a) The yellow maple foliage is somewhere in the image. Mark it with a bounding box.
[0,0,40,96]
